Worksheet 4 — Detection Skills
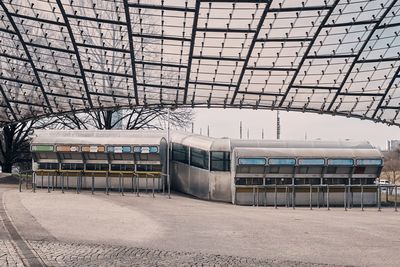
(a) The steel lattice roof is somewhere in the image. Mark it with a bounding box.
[0,0,399,125]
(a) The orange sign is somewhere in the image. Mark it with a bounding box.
[82,145,105,153]
[56,145,80,152]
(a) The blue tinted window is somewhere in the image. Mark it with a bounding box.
[356,159,382,166]
[269,158,296,165]
[298,159,325,165]
[328,159,354,165]
[238,158,266,165]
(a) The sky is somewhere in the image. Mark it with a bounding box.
[192,109,400,150]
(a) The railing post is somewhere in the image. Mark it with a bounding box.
[264,186,267,207]
[378,185,381,212]
[152,176,155,198]
[61,173,64,194]
[395,185,398,212]
[327,184,330,211]
[361,184,364,211]
[121,173,124,196]
[18,175,22,192]
[136,174,140,197]
[285,186,288,208]
[106,173,109,195]
[344,185,347,211]
[131,174,135,194]
[91,173,94,195]
[47,173,50,193]
[51,173,53,191]
[33,172,36,193]
[252,186,255,207]
[292,184,295,209]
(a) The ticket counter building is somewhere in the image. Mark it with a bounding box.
[31,130,383,206]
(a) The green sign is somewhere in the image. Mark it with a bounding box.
[31,145,54,152]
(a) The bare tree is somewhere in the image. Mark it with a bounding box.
[381,149,400,184]
[51,107,193,130]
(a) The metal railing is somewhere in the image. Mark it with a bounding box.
[19,170,171,198]
[236,184,399,211]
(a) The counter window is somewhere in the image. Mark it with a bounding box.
[190,147,209,170]
[85,164,109,171]
[38,163,59,170]
[298,166,322,174]
[136,165,162,172]
[61,163,84,170]
[326,166,352,174]
[268,166,293,174]
[111,164,135,171]
[210,152,230,171]
[172,143,189,164]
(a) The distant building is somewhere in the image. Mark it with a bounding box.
[387,140,400,151]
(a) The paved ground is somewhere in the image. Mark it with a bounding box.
[1,186,399,266]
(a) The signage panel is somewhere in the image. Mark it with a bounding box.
[298,158,325,165]
[31,145,54,152]
[133,146,159,153]
[141,147,150,154]
[328,159,354,165]
[56,145,79,152]
[149,146,158,153]
[107,146,131,153]
[269,158,296,165]
[82,145,105,153]
[238,158,266,165]
[114,146,123,153]
[356,159,382,165]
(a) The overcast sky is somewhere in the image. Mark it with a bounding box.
[192,109,400,150]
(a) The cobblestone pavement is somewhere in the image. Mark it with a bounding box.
[0,240,24,266]
[24,240,340,267]
[0,239,345,267]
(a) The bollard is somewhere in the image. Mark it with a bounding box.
[361,184,364,211]
[274,184,277,209]
[317,186,320,208]
[25,173,28,190]
[66,174,69,190]
[19,176,22,192]
[309,185,312,210]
